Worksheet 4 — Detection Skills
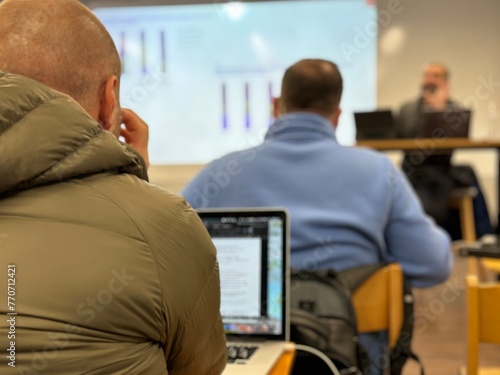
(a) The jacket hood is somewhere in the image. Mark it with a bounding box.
[0,71,148,194]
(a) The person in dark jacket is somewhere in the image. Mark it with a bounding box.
[0,1,226,374]
[396,62,492,238]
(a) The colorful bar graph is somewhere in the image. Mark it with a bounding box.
[222,83,228,130]
[245,82,251,129]
[269,81,274,125]
[120,32,126,74]
[140,30,147,74]
[160,30,167,73]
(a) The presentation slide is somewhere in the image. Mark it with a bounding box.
[94,0,376,164]
[213,237,262,318]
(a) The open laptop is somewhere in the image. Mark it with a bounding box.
[197,208,290,375]
[417,109,472,138]
[354,109,396,140]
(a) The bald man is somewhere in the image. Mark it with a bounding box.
[0,1,226,374]
[182,59,452,375]
[396,62,492,238]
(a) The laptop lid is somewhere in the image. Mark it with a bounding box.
[417,109,472,138]
[354,109,396,140]
[197,208,290,342]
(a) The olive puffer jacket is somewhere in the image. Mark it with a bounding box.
[0,71,226,374]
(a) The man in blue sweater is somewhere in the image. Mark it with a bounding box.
[182,59,452,374]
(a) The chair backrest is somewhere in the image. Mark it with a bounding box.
[466,274,500,375]
[351,263,404,349]
[448,187,477,243]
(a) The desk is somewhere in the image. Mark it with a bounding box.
[356,137,500,151]
[269,349,296,375]
[356,138,500,233]
[458,236,500,281]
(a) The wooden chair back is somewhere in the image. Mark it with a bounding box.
[351,263,404,349]
[466,274,500,375]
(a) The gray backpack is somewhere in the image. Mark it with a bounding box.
[290,263,424,375]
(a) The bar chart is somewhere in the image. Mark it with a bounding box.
[94,1,377,164]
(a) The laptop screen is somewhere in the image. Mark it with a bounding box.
[354,109,396,140]
[197,208,289,341]
[417,109,472,138]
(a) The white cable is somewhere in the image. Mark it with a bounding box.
[293,343,342,375]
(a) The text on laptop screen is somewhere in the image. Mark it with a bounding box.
[200,214,285,337]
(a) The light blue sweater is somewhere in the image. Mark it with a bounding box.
[182,112,452,288]
[183,112,452,374]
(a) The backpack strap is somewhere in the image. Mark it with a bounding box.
[389,277,425,375]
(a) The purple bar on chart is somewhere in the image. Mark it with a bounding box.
[160,30,167,73]
[269,81,274,125]
[222,83,228,130]
[120,32,126,73]
[140,31,147,74]
[245,83,251,129]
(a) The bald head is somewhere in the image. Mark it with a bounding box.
[0,0,121,115]
[421,62,449,95]
[281,59,343,118]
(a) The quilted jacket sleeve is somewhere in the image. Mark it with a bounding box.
[105,177,227,374]
[147,194,227,374]
[159,201,227,374]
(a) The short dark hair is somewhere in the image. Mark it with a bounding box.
[281,59,343,117]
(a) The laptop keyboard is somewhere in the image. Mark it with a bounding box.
[227,345,259,364]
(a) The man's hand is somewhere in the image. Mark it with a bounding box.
[120,108,150,169]
[422,82,449,110]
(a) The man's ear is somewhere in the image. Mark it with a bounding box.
[272,97,281,118]
[331,107,342,128]
[98,75,119,135]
